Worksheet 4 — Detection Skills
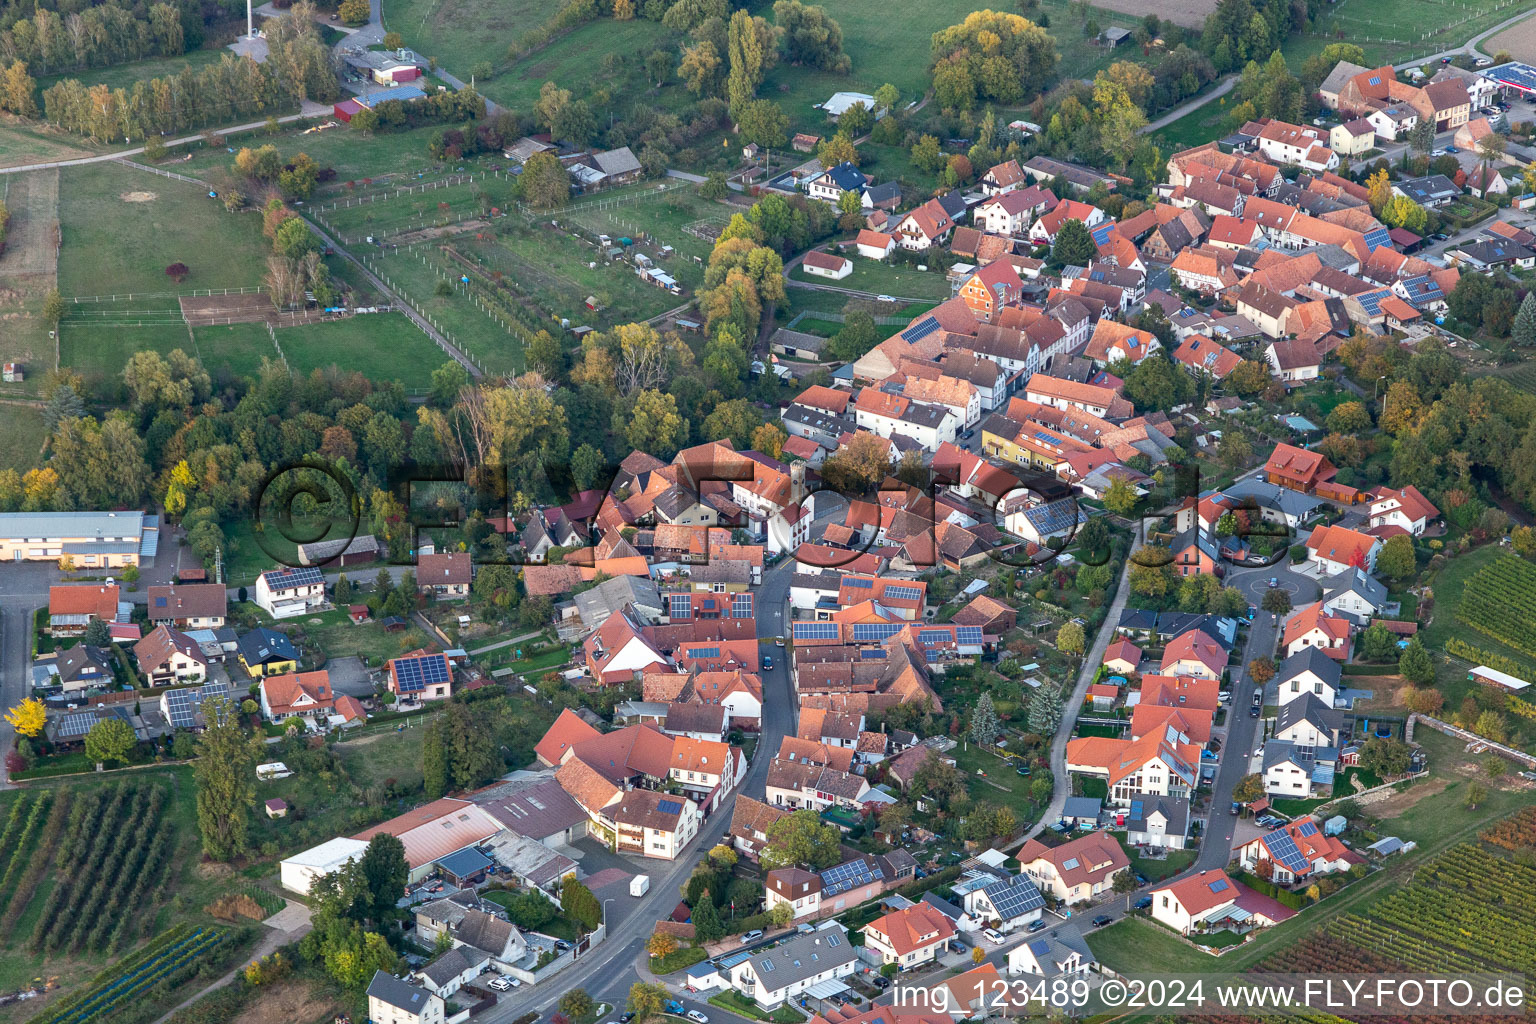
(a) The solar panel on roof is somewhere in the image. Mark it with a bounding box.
[851,623,901,643]
[883,585,923,602]
[1265,832,1310,874]
[393,654,450,693]
[902,317,941,343]
[657,799,684,815]
[984,876,1045,919]
[844,577,873,589]
[669,594,691,617]
[687,646,721,659]
[761,959,774,972]
[956,626,983,644]
[794,622,840,640]
[1297,821,1318,837]
[917,629,952,643]
[825,932,840,946]
[1061,857,1079,870]
[731,594,752,617]
[1208,878,1230,892]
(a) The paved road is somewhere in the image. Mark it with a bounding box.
[1394,6,1536,65]
[1143,77,1237,134]
[478,630,795,1023]
[1029,526,1144,841]
[0,103,333,176]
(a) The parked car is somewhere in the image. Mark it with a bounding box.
[741,930,764,943]
[688,1012,710,1024]
[983,927,1007,943]
[762,655,772,670]
[877,294,895,303]
[1134,896,1152,910]
[1445,145,1459,153]
[488,977,512,991]
[1028,919,1048,932]
[621,1014,636,1022]
[667,1002,686,1015]
[1250,704,1260,717]
[1230,801,1242,815]
[1253,690,1263,706]
[1091,915,1114,928]
[775,636,785,646]
[872,976,891,989]
[554,940,571,951]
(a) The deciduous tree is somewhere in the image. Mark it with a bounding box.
[194,695,258,861]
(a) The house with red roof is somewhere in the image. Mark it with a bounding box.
[893,198,955,251]
[1264,442,1337,494]
[802,249,853,280]
[48,584,120,637]
[1237,819,1360,883]
[1064,731,1196,806]
[1305,524,1381,576]
[1160,629,1227,680]
[855,229,896,260]
[1283,601,1352,660]
[1368,485,1439,536]
[1017,832,1130,903]
[1149,870,1294,935]
[862,902,956,969]
[1102,639,1141,675]
[1172,334,1241,380]
[258,669,337,723]
[1028,200,1105,245]
[1082,320,1159,367]
[958,260,1025,321]
[535,707,603,766]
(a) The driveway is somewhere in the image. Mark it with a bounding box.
[324,655,374,697]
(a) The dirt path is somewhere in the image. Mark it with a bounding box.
[152,902,313,1024]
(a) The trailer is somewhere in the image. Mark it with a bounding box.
[631,874,651,897]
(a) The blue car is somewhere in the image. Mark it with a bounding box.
[1134,896,1152,910]
[763,655,773,670]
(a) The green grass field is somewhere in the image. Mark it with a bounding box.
[318,176,521,242]
[760,0,1147,135]
[192,321,284,380]
[175,121,495,192]
[59,322,196,383]
[274,313,452,382]
[1294,0,1526,68]
[365,247,526,373]
[792,257,952,300]
[561,184,726,266]
[0,405,47,473]
[0,116,102,169]
[58,163,270,296]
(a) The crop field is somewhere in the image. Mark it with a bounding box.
[273,313,453,382]
[1452,553,1536,659]
[1319,843,1536,987]
[0,406,47,472]
[1481,10,1536,59]
[57,164,269,296]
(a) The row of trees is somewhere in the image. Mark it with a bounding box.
[39,6,336,140]
[0,1,186,75]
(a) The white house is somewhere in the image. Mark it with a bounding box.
[1149,871,1264,936]
[1006,924,1097,979]
[367,971,444,1024]
[862,902,956,969]
[1124,794,1190,850]
[802,250,853,280]
[1319,569,1388,626]
[1275,647,1341,708]
[725,924,860,1009]
[253,566,326,620]
[855,230,897,260]
[1262,740,1316,797]
[1237,820,1356,884]
[1273,693,1341,748]
[1368,486,1438,536]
